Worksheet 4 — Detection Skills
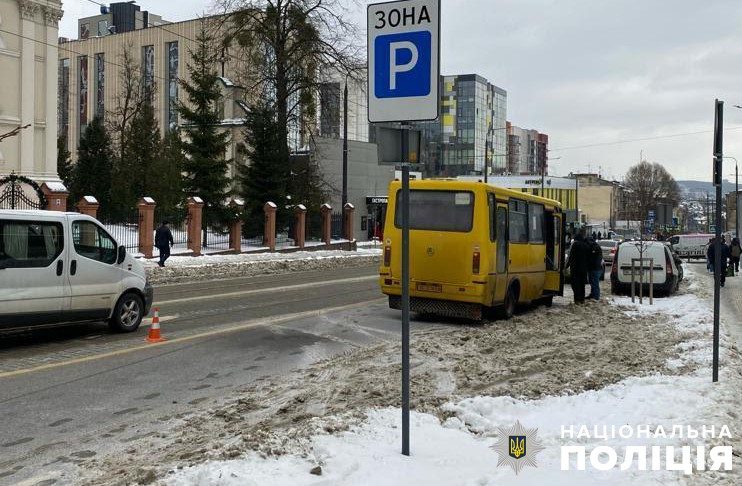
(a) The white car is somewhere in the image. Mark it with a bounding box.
[610,240,681,295]
[0,210,153,332]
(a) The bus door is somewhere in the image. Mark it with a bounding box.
[544,211,564,295]
[493,203,509,303]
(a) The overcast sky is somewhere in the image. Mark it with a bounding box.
[59,0,742,182]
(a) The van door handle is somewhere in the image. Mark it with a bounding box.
[56,260,63,276]
[70,260,77,276]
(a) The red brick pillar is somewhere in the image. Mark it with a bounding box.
[40,182,69,212]
[263,202,277,251]
[137,197,156,258]
[187,197,204,256]
[294,204,306,248]
[229,198,244,253]
[76,196,99,218]
[343,203,355,241]
[320,203,332,246]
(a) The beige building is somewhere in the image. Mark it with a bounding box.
[0,0,63,182]
[574,173,620,229]
[58,11,251,179]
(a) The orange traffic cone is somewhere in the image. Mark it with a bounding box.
[145,308,167,343]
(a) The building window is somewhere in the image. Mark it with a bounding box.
[166,41,178,128]
[58,58,70,145]
[80,23,90,39]
[94,53,104,119]
[78,56,88,141]
[97,20,108,36]
[142,45,154,102]
[319,82,341,138]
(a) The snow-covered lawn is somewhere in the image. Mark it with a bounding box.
[164,265,741,485]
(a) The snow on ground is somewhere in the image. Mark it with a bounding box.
[144,247,381,285]
[160,265,741,486]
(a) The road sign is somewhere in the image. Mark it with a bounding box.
[367,0,440,122]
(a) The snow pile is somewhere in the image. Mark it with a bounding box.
[145,248,381,285]
[164,266,741,485]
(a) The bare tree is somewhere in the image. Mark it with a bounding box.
[215,0,362,189]
[623,161,680,225]
[107,43,146,161]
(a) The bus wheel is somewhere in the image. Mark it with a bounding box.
[502,288,517,319]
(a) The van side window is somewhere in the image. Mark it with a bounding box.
[72,221,117,264]
[488,193,496,242]
[0,220,64,268]
[508,199,528,243]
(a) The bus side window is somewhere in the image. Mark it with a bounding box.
[488,193,496,241]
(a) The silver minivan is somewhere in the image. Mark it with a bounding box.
[0,210,153,332]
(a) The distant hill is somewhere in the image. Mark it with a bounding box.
[677,180,737,196]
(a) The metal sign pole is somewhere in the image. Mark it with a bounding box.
[400,123,410,456]
[712,99,723,383]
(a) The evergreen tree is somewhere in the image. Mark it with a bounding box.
[240,103,285,236]
[57,136,73,190]
[178,20,232,241]
[112,100,162,213]
[73,117,113,217]
[153,129,186,214]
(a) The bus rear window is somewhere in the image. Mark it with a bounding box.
[394,190,474,232]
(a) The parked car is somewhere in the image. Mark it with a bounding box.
[0,210,153,332]
[597,240,619,263]
[610,240,681,296]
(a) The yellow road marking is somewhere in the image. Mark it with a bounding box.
[154,275,379,306]
[0,298,385,379]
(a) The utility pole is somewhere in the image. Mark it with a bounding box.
[342,79,348,208]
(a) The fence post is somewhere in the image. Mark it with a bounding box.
[263,202,277,251]
[187,197,204,256]
[294,204,307,248]
[229,198,244,253]
[137,197,156,258]
[321,203,332,246]
[76,196,99,218]
[343,203,355,241]
[40,182,69,212]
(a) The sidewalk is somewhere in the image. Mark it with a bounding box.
[687,261,742,349]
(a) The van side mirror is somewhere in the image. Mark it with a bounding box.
[117,245,126,264]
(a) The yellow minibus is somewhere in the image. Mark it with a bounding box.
[379,179,564,320]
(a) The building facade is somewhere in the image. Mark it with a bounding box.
[58,10,251,179]
[0,0,63,182]
[506,123,548,176]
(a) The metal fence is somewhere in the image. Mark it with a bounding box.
[331,211,343,239]
[203,210,230,250]
[154,207,188,252]
[102,212,140,251]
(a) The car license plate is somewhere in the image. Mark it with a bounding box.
[416,282,442,293]
[623,269,648,276]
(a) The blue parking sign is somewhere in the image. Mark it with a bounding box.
[374,31,431,98]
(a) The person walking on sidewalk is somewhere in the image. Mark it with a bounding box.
[730,237,741,274]
[155,221,174,267]
[568,232,591,303]
[720,237,730,286]
[587,237,604,300]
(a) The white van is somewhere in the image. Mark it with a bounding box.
[610,240,681,295]
[0,210,153,332]
[668,233,713,260]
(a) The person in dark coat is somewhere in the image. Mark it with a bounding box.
[155,221,174,267]
[707,237,730,286]
[587,237,603,299]
[568,232,591,303]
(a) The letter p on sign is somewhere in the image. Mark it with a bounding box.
[375,32,430,97]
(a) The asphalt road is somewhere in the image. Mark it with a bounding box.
[0,263,415,486]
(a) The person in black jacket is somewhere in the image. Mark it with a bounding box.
[155,221,174,267]
[568,232,591,303]
[587,237,603,300]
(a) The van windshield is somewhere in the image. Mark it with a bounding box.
[394,190,474,232]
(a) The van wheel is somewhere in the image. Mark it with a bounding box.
[542,295,553,307]
[502,288,517,319]
[109,293,144,333]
